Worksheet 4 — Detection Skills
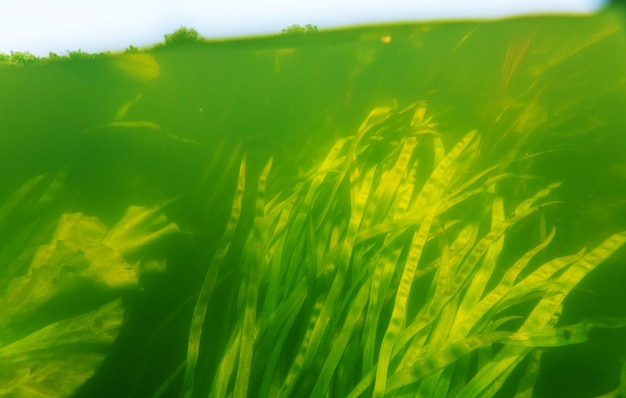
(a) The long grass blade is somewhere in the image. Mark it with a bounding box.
[310,277,371,396]
[182,155,247,398]
[374,204,439,397]
[234,157,273,398]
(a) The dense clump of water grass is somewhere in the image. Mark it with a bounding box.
[182,101,626,397]
[0,173,179,397]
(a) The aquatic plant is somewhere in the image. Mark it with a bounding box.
[0,174,179,397]
[182,101,626,397]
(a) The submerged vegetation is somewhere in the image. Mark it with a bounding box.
[1,10,626,398]
[180,102,626,397]
[0,174,178,396]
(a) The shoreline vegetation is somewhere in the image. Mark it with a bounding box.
[0,24,320,66]
[1,2,622,67]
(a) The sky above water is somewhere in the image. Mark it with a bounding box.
[0,0,608,56]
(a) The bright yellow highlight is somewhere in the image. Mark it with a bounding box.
[112,53,160,83]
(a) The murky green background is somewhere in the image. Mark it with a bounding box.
[1,10,626,398]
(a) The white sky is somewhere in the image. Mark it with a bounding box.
[0,0,607,56]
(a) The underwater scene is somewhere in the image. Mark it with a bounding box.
[1,9,626,398]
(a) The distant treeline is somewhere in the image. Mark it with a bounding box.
[0,24,318,66]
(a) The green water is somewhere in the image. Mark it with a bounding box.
[1,10,626,398]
